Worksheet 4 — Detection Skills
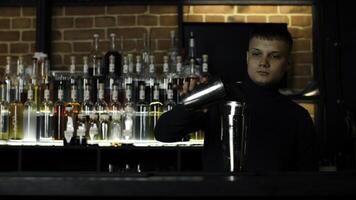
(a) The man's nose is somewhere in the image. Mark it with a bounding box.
[258,56,270,68]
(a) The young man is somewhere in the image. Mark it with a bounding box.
[154,25,318,172]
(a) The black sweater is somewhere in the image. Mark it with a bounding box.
[154,77,318,172]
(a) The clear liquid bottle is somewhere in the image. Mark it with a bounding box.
[201,54,210,82]
[81,85,94,139]
[108,84,122,141]
[4,56,14,103]
[164,82,176,112]
[23,85,37,142]
[135,83,149,141]
[38,86,54,142]
[106,55,118,103]
[9,85,24,140]
[90,33,103,103]
[148,83,163,140]
[122,84,135,141]
[168,30,179,69]
[82,56,93,103]
[173,56,184,104]
[0,83,10,141]
[65,84,81,141]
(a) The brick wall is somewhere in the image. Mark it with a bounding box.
[0,6,36,73]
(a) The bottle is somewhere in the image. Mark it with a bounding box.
[168,30,179,69]
[9,85,24,140]
[81,85,94,139]
[4,56,14,103]
[201,54,210,82]
[23,85,37,142]
[148,83,163,140]
[122,84,135,141]
[82,56,93,103]
[104,33,122,78]
[69,55,77,86]
[38,85,54,142]
[106,55,118,103]
[173,56,184,104]
[185,58,201,82]
[16,56,28,103]
[65,84,81,141]
[89,113,99,144]
[135,83,149,141]
[141,33,151,66]
[95,83,108,113]
[30,57,41,111]
[108,84,122,141]
[0,83,10,140]
[134,55,144,103]
[89,33,103,103]
[99,113,110,141]
[164,82,176,112]
[122,56,132,89]
[161,55,171,103]
[146,55,156,103]
[64,116,74,145]
[53,81,66,140]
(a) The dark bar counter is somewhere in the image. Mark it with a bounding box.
[1,171,356,198]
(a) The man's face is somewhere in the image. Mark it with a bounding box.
[246,37,291,87]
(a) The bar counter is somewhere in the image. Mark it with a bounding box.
[0,171,355,198]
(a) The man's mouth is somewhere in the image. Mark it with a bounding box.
[257,71,269,76]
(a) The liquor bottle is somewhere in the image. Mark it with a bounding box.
[16,56,28,103]
[164,82,176,112]
[0,83,10,140]
[173,56,184,104]
[141,32,150,66]
[89,113,99,144]
[185,58,201,82]
[146,55,156,103]
[4,56,14,103]
[76,114,88,146]
[69,55,77,86]
[81,86,94,140]
[9,85,24,140]
[99,113,110,141]
[38,85,54,142]
[108,84,122,141]
[65,84,81,142]
[161,55,171,103]
[122,56,132,88]
[135,83,149,140]
[82,56,93,103]
[168,30,179,69]
[106,55,118,103]
[95,83,107,141]
[201,54,210,82]
[122,84,135,141]
[23,85,37,142]
[30,57,41,111]
[53,81,66,140]
[148,83,163,140]
[64,116,74,145]
[89,33,104,103]
[134,55,144,103]
[104,32,122,78]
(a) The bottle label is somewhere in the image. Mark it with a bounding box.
[176,63,182,72]
[71,89,77,100]
[28,89,33,100]
[123,64,128,73]
[149,64,155,73]
[167,89,173,100]
[58,89,64,100]
[203,63,208,73]
[154,90,159,100]
[84,90,90,101]
[139,89,145,100]
[136,63,142,73]
[163,63,169,73]
[109,63,115,73]
[44,89,50,100]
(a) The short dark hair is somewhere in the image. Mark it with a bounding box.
[249,24,293,52]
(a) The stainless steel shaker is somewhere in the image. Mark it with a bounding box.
[221,101,248,172]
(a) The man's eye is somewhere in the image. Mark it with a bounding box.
[270,54,281,59]
[251,52,261,56]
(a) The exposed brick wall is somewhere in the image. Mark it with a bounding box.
[0,6,36,73]
[51,5,178,71]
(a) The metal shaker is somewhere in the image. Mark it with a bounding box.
[181,78,226,109]
[221,101,248,172]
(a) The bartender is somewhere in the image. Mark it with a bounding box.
[154,25,318,172]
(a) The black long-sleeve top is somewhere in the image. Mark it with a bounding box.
[154,77,319,172]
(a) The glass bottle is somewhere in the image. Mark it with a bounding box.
[30,57,41,111]
[0,83,10,141]
[81,86,94,140]
[90,33,103,103]
[9,85,24,140]
[16,56,28,103]
[122,84,135,141]
[82,56,93,102]
[4,56,13,103]
[164,82,176,112]
[173,56,184,104]
[106,55,118,103]
[168,30,179,69]
[23,85,37,142]
[95,83,107,141]
[104,32,122,78]
[108,84,122,141]
[148,83,163,140]
[135,83,149,141]
[53,81,66,140]
[65,84,81,142]
[201,54,210,82]
[38,85,54,142]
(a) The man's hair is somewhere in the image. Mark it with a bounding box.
[249,24,293,52]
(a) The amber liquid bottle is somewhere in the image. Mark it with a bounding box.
[104,33,122,78]
[53,82,66,140]
[9,85,24,140]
